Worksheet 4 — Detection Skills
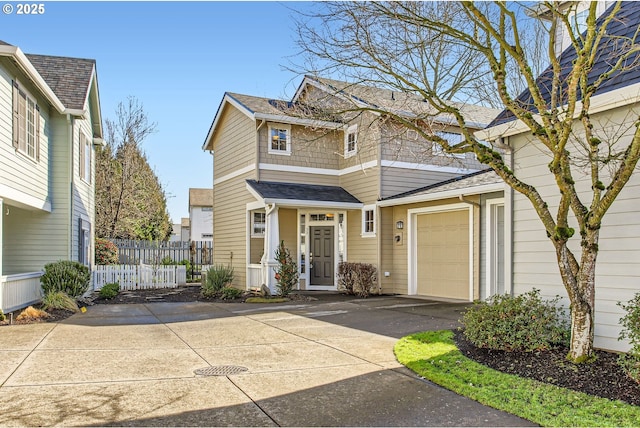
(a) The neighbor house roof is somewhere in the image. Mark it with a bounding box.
[379,169,504,206]
[189,188,213,208]
[25,54,96,111]
[302,76,501,129]
[246,180,362,208]
[181,218,190,228]
[488,1,640,127]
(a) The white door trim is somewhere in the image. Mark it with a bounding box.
[407,203,474,301]
[485,198,505,299]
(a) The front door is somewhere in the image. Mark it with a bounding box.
[310,226,334,285]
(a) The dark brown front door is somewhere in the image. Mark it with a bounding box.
[310,226,334,286]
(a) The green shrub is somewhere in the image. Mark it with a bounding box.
[40,260,91,298]
[274,241,298,297]
[220,286,243,300]
[42,291,79,312]
[99,282,120,300]
[0,309,5,322]
[337,262,377,298]
[618,293,640,383]
[95,238,119,265]
[160,256,173,265]
[461,289,569,352]
[201,264,234,298]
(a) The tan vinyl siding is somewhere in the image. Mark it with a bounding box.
[212,170,256,288]
[0,61,50,206]
[278,208,298,262]
[259,169,339,187]
[340,168,380,204]
[212,106,256,180]
[259,124,341,169]
[510,104,640,352]
[339,112,379,170]
[345,209,377,266]
[381,168,459,199]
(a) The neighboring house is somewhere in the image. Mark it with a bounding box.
[478,1,640,352]
[180,217,190,242]
[169,222,182,242]
[0,41,102,312]
[202,75,505,301]
[188,188,213,242]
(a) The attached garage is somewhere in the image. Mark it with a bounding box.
[415,209,470,299]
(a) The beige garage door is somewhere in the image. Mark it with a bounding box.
[416,210,469,299]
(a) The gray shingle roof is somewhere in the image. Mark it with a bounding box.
[383,169,502,201]
[25,53,95,110]
[226,92,285,116]
[247,180,361,204]
[489,1,640,127]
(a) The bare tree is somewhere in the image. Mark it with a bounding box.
[294,1,640,361]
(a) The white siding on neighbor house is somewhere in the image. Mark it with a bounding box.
[510,105,640,352]
[190,206,213,241]
[0,60,50,209]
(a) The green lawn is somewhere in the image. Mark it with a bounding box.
[394,330,640,427]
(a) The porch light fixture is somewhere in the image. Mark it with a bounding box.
[396,220,404,230]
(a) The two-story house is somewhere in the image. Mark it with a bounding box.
[0,41,102,312]
[188,188,213,242]
[478,1,640,352]
[203,76,506,301]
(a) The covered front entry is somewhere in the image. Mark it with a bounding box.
[409,203,473,301]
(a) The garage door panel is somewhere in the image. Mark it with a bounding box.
[416,210,469,300]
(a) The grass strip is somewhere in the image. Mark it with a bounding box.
[244,297,289,303]
[394,330,640,427]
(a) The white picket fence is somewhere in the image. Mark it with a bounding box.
[93,264,187,291]
[0,272,43,313]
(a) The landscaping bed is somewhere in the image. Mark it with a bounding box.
[454,329,640,407]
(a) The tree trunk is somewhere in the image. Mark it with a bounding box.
[568,294,595,362]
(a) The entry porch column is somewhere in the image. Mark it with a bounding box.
[262,203,279,294]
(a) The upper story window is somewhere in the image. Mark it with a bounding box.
[345,124,358,158]
[433,132,466,159]
[252,211,266,237]
[361,205,376,238]
[79,132,91,183]
[12,81,40,162]
[268,124,291,155]
[201,207,213,212]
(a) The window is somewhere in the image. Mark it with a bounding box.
[362,205,376,237]
[79,132,91,183]
[268,125,291,155]
[433,132,466,159]
[201,233,213,239]
[78,219,91,266]
[201,207,213,212]
[12,81,40,161]
[252,211,266,237]
[345,124,358,158]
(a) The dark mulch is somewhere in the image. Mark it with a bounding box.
[454,329,640,406]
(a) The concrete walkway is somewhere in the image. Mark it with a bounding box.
[0,294,535,426]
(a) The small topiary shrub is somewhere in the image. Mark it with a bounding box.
[220,286,243,300]
[201,264,234,298]
[95,238,119,265]
[337,262,377,298]
[462,289,569,352]
[99,282,120,300]
[274,241,298,297]
[618,293,640,383]
[42,291,79,312]
[40,260,91,298]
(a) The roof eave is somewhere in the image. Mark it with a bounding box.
[0,45,66,113]
[378,182,505,207]
[264,198,363,209]
[254,112,343,129]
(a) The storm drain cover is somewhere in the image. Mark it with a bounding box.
[194,365,248,376]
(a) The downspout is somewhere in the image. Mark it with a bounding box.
[67,114,74,260]
[256,119,266,181]
[376,122,383,295]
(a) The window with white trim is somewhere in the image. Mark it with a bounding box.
[345,124,357,158]
[78,218,91,266]
[268,125,291,155]
[252,211,266,237]
[433,131,466,159]
[202,206,213,212]
[361,205,376,237]
[79,132,91,183]
[12,81,40,161]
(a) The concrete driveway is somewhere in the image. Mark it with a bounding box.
[0,294,535,426]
